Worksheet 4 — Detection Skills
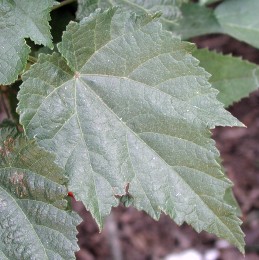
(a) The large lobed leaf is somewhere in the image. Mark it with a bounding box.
[0,0,55,85]
[193,49,259,107]
[0,127,81,259]
[18,8,244,252]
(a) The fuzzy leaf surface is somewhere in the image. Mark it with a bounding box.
[215,0,259,49]
[0,0,55,85]
[194,49,259,107]
[0,127,81,259]
[18,8,244,252]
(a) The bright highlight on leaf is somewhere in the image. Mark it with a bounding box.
[0,127,81,259]
[18,8,244,252]
[0,0,55,85]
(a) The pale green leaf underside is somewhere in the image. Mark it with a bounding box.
[215,0,259,49]
[193,49,259,107]
[18,9,244,252]
[0,0,55,85]
[0,127,80,259]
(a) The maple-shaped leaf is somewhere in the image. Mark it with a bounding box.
[193,48,259,107]
[0,127,81,259]
[0,0,55,85]
[18,8,244,252]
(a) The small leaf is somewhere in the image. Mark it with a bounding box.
[193,48,259,107]
[0,0,56,85]
[215,0,259,49]
[0,127,81,259]
[18,8,244,252]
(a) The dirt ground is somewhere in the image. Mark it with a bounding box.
[74,35,259,260]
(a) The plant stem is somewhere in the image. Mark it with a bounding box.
[28,55,37,64]
[0,90,11,119]
[52,0,77,11]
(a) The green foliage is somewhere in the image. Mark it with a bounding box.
[2,0,259,257]
[0,0,55,85]
[0,127,81,259]
[18,8,244,251]
[215,0,259,49]
[77,0,184,29]
[193,49,259,107]
[172,3,222,39]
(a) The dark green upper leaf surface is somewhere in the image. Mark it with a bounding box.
[18,9,244,252]
[215,0,259,49]
[0,127,81,259]
[0,0,55,85]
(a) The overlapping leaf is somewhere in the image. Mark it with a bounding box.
[18,8,244,252]
[0,0,55,85]
[171,3,222,39]
[0,127,81,259]
[76,0,185,29]
[215,0,259,49]
[193,49,259,107]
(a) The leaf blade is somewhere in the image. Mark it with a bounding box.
[193,48,259,107]
[0,0,55,85]
[215,0,259,49]
[18,8,244,251]
[0,127,81,259]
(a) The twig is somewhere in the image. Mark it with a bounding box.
[0,91,11,119]
[28,55,37,64]
[52,0,77,11]
[106,212,123,260]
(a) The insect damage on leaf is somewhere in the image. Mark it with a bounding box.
[0,127,81,259]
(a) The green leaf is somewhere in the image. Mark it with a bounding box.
[76,0,185,28]
[18,8,244,252]
[199,0,220,5]
[0,0,56,85]
[193,48,259,107]
[171,3,223,39]
[215,0,259,49]
[0,127,81,259]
